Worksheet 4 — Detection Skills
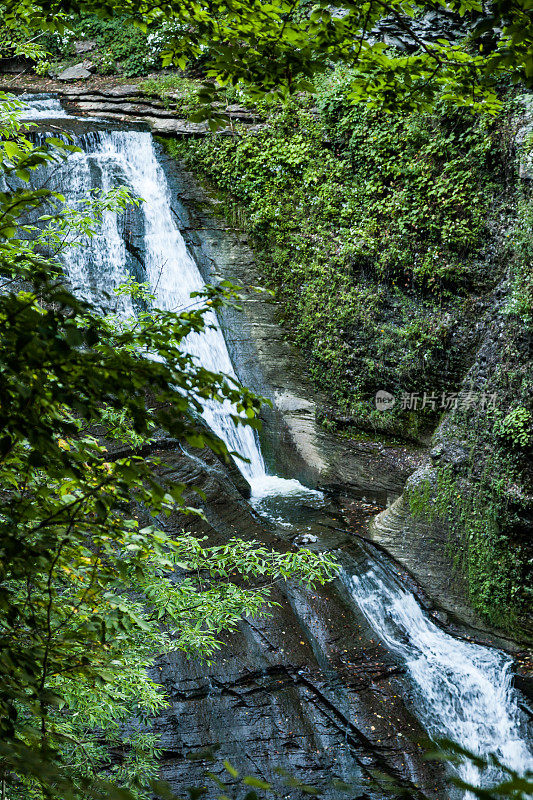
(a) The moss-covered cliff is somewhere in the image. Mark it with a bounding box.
[165,72,532,637]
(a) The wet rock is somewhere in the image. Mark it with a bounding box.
[67,100,171,117]
[147,116,209,136]
[110,434,445,795]
[365,467,530,650]
[0,82,265,137]
[365,485,477,628]
[153,573,444,799]
[295,532,318,545]
[57,64,92,81]
[429,443,444,462]
[428,441,468,472]
[157,153,426,493]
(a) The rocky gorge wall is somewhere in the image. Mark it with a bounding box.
[3,77,264,135]
[160,88,533,648]
[155,143,532,653]
[5,84,531,795]
[158,151,424,495]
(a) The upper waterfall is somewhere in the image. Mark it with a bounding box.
[33,119,318,500]
[18,93,69,119]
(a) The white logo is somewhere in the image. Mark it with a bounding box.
[375,390,395,411]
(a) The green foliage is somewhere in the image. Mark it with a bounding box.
[139,73,202,111]
[0,6,51,68]
[168,71,510,437]
[1,0,531,792]
[0,95,337,799]
[7,0,533,111]
[494,406,533,449]
[43,13,158,77]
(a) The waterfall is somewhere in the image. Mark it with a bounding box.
[25,110,316,499]
[17,93,69,119]
[343,560,533,796]
[85,128,267,482]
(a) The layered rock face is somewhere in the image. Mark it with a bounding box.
[7,91,529,789]
[135,441,444,799]
[154,144,533,652]
[2,78,264,136]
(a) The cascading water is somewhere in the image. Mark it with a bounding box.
[26,106,317,501]
[19,95,532,798]
[343,557,533,796]
[17,93,69,119]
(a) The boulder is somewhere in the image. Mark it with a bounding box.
[56,64,92,81]
[74,39,96,54]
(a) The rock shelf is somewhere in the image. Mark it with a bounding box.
[1,77,264,136]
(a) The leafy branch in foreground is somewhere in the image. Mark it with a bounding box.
[0,96,337,798]
[4,0,533,112]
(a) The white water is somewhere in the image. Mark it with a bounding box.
[36,120,317,500]
[17,93,69,119]
[344,562,533,796]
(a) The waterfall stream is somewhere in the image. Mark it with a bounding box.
[343,557,532,796]
[17,93,69,118]
[19,96,532,798]
[21,98,316,501]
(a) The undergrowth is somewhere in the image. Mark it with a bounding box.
[43,13,158,77]
[167,69,514,440]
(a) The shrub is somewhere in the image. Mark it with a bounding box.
[494,407,533,449]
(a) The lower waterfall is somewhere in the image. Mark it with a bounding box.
[20,96,532,798]
[343,558,532,797]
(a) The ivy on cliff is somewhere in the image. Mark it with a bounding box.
[169,70,514,438]
[166,71,532,632]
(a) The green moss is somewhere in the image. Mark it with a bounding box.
[504,194,533,324]
[165,70,512,439]
[406,311,532,635]
[408,460,530,634]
